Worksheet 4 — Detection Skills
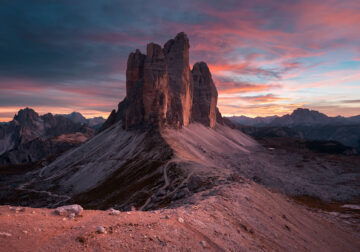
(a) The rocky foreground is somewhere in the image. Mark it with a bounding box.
[1,182,359,252]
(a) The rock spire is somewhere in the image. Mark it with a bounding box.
[102,32,222,130]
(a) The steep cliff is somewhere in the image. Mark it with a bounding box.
[102,32,222,131]
[191,62,218,127]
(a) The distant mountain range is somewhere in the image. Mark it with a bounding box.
[59,112,105,129]
[229,108,360,127]
[228,108,360,152]
[0,108,105,165]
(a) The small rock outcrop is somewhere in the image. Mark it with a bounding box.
[102,32,223,131]
[55,204,83,217]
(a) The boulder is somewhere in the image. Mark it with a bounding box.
[55,204,83,217]
[97,226,106,234]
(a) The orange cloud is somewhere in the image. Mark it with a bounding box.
[219,94,289,103]
[218,103,305,118]
[218,84,279,94]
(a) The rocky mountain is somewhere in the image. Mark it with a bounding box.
[1,33,359,213]
[1,33,359,251]
[271,108,332,126]
[0,108,95,165]
[8,33,226,210]
[229,115,279,127]
[229,108,360,127]
[60,112,105,129]
[229,108,360,151]
[61,112,88,125]
[101,32,220,132]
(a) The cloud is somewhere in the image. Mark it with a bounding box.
[0,0,359,119]
[341,100,360,104]
[224,94,289,103]
[214,76,281,94]
[218,102,305,117]
[304,104,360,117]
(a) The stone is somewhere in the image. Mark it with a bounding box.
[142,42,168,128]
[200,240,207,248]
[0,232,12,237]
[101,32,223,131]
[97,226,106,234]
[108,208,121,216]
[178,217,184,223]
[55,204,83,217]
[164,32,193,128]
[191,62,218,127]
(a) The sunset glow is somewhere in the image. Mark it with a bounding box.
[1,0,359,121]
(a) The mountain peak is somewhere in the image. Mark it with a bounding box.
[289,108,328,123]
[102,33,222,131]
[13,107,40,126]
[291,108,326,117]
[291,108,310,114]
[65,112,87,124]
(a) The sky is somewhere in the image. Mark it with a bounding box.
[1,0,360,121]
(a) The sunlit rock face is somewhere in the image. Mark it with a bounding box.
[103,32,222,130]
[163,32,193,128]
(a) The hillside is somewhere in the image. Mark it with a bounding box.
[0,183,359,252]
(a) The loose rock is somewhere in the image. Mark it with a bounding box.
[0,232,12,237]
[97,226,106,234]
[200,240,207,248]
[108,208,121,216]
[55,204,83,217]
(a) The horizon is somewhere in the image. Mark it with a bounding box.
[1,1,360,121]
[1,106,359,123]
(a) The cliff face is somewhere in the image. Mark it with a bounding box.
[163,33,193,128]
[191,62,218,127]
[103,32,222,130]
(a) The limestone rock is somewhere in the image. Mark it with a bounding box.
[0,232,12,237]
[97,226,106,234]
[101,32,223,131]
[191,62,218,127]
[55,204,83,217]
[164,32,193,128]
[108,208,121,215]
[142,42,168,127]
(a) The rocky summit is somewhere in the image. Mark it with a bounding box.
[102,32,221,130]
